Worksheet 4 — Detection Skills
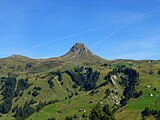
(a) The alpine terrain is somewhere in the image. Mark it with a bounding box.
[0,43,160,120]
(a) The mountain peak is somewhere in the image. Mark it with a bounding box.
[69,43,91,55]
[60,43,106,63]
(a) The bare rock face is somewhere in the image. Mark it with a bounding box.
[69,43,93,56]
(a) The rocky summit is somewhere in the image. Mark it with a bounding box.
[61,43,106,63]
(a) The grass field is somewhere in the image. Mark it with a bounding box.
[0,56,160,120]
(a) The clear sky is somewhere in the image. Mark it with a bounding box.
[0,0,160,60]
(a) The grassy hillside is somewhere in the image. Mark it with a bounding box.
[0,44,160,120]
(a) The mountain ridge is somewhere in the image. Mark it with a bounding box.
[1,43,107,64]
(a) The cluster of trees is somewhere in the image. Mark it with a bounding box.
[104,73,113,85]
[48,77,54,88]
[104,65,141,106]
[141,107,160,120]
[65,67,100,91]
[120,68,140,106]
[104,65,126,83]
[101,63,111,67]
[65,116,73,120]
[134,91,143,98]
[49,70,62,82]
[104,66,124,85]
[25,63,32,70]
[14,100,35,120]
[0,77,31,114]
[32,86,42,97]
[0,77,17,114]
[89,103,115,120]
[48,70,63,88]
[15,78,30,97]
[14,99,60,120]
[104,88,110,99]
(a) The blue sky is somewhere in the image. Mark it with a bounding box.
[0,0,160,60]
